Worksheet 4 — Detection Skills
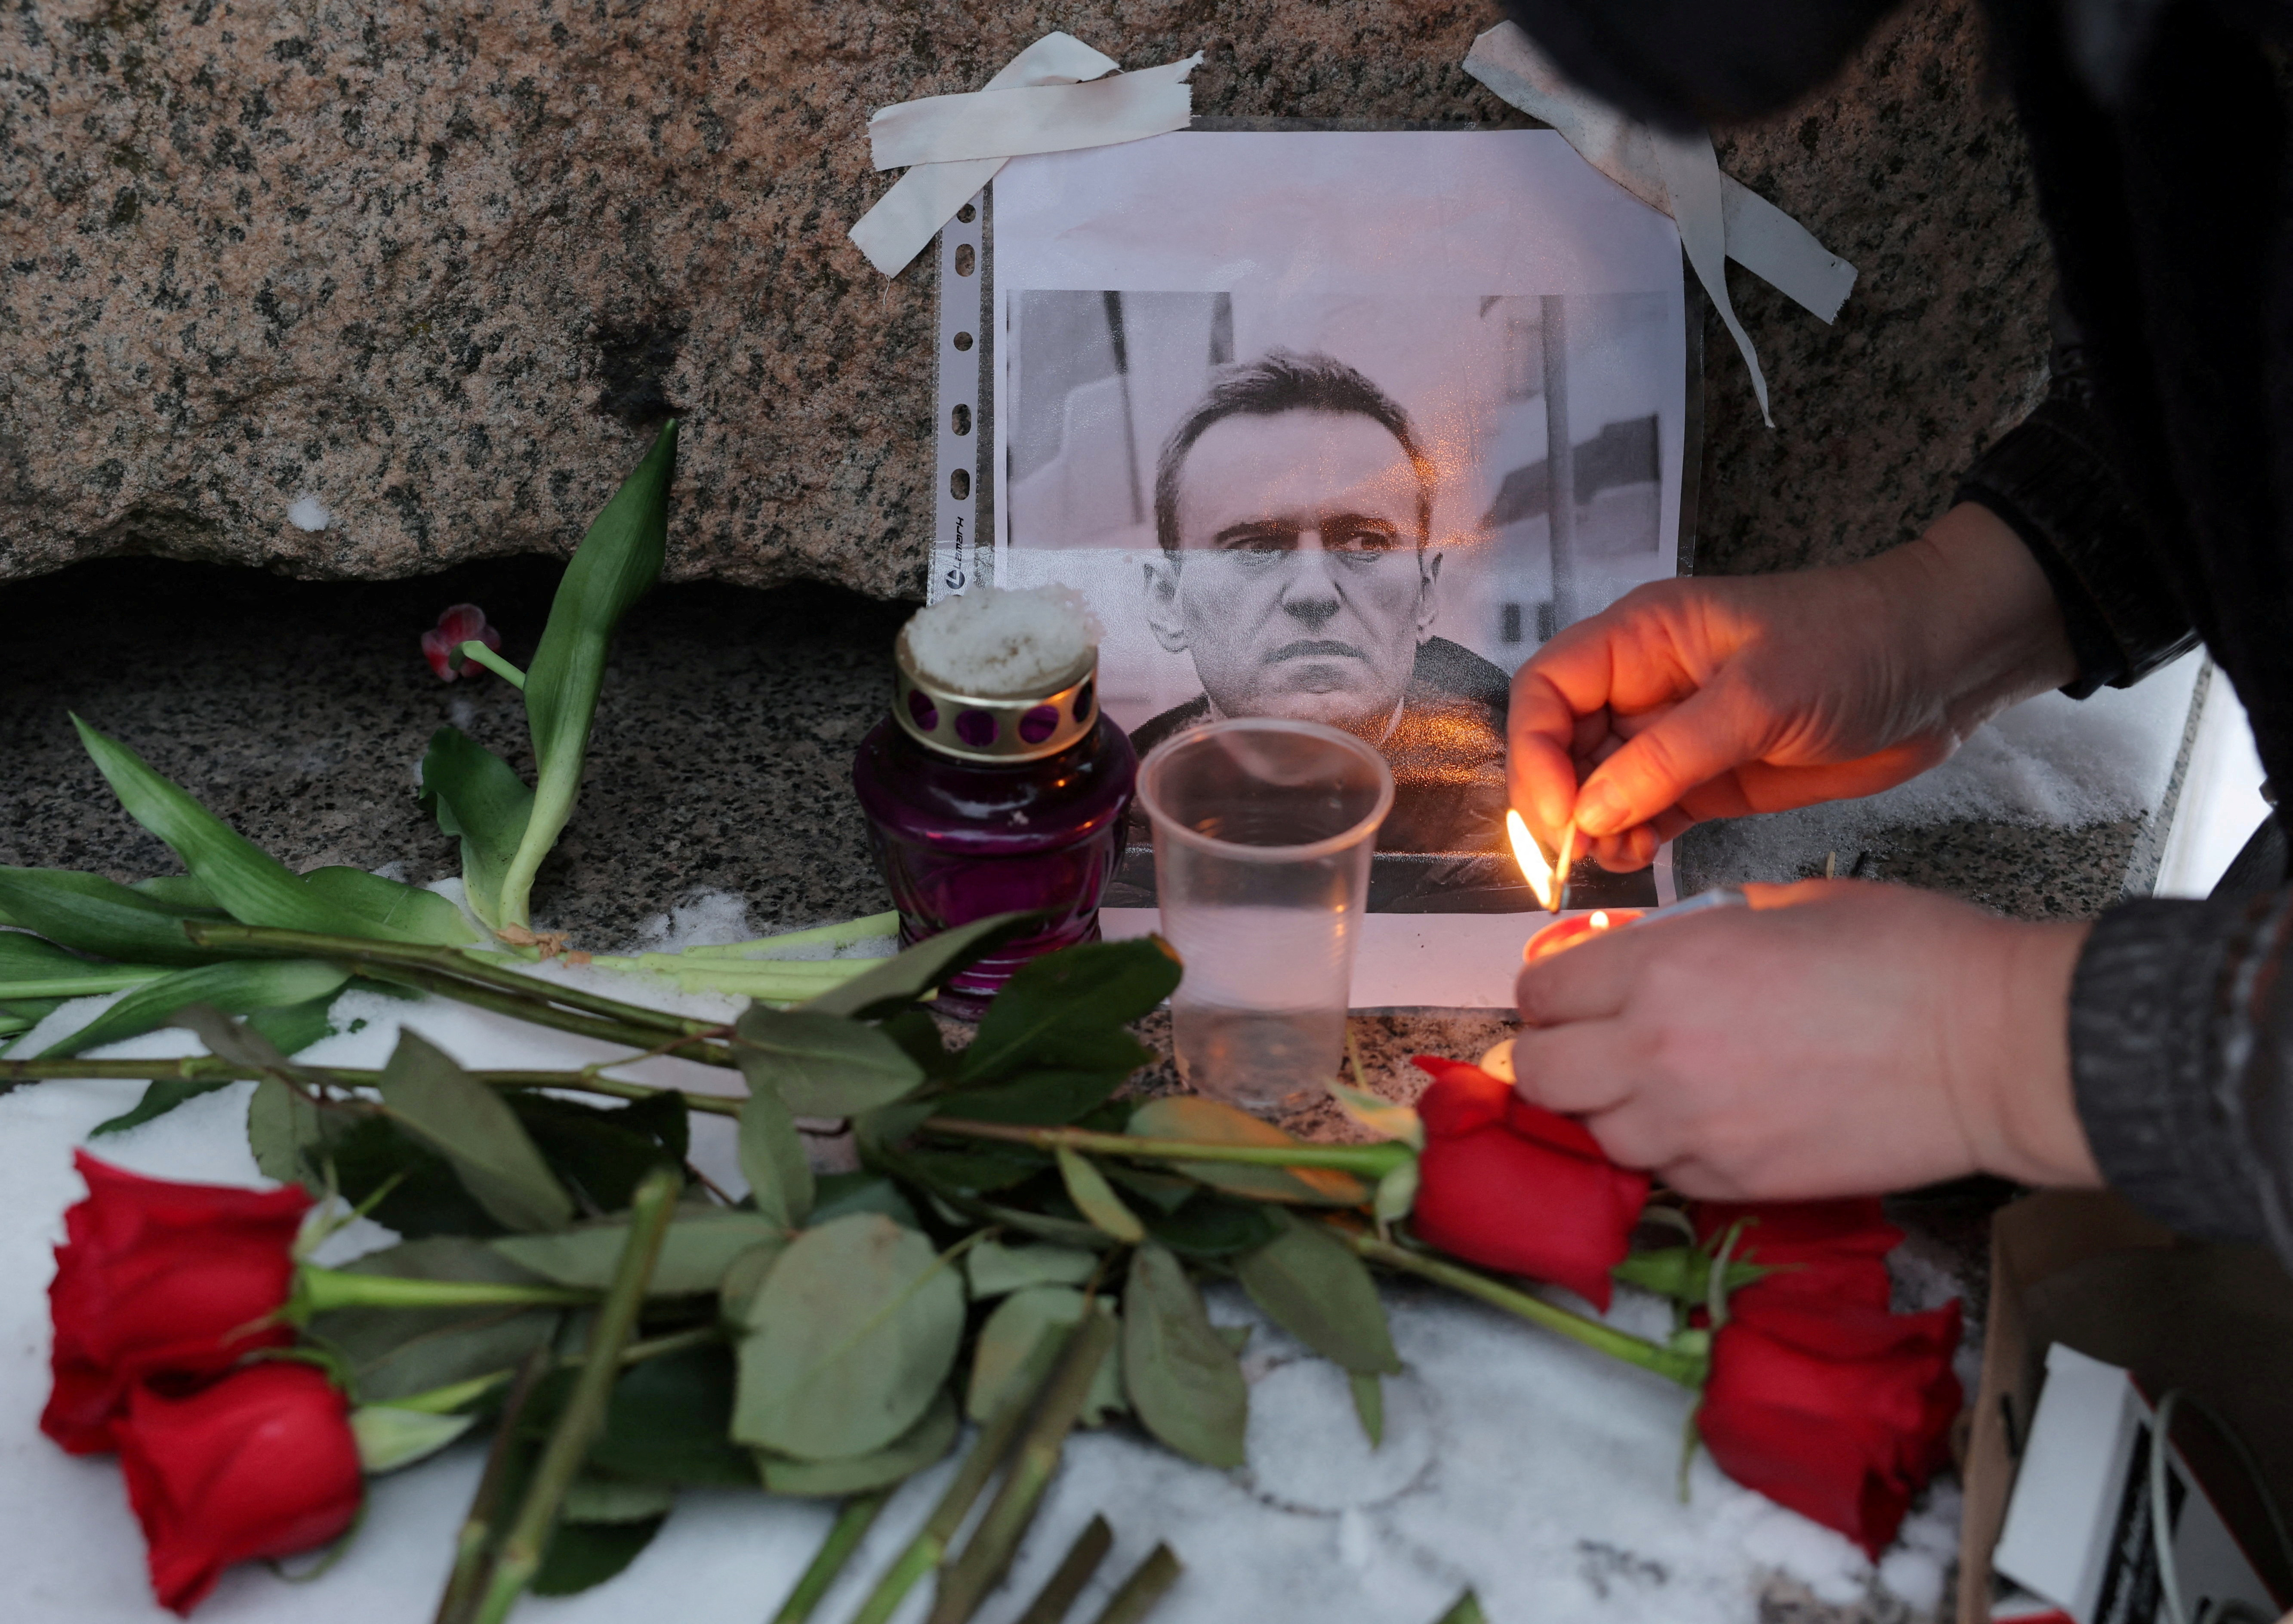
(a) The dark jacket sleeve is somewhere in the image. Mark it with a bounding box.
[1955,301,2198,697]
[2071,891,2293,1265]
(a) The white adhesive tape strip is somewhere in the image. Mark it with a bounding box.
[849,32,1193,279]
[1464,21,1858,425]
[869,55,1202,171]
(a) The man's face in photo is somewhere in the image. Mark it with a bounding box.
[1145,409,1439,735]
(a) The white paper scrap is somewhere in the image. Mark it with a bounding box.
[868,53,1202,170]
[849,31,1124,278]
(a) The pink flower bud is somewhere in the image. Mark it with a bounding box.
[421,604,502,681]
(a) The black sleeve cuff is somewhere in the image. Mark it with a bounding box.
[2070,896,2292,1252]
[1958,404,2197,700]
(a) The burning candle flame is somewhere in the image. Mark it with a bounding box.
[1590,910,1611,930]
[1506,809,1556,910]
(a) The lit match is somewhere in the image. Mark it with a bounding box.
[1506,808,1573,913]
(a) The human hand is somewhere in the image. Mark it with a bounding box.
[1509,879,2103,1199]
[1509,503,2080,871]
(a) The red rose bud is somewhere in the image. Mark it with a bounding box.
[43,1153,310,1454]
[1698,1292,1963,1557]
[116,1363,363,1614]
[421,602,502,681]
[1692,1198,1901,1311]
[1408,1056,1650,1310]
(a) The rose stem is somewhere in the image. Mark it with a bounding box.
[769,1492,891,1624]
[1009,1514,1113,1624]
[924,1117,1412,1180]
[1085,1544,1183,1624]
[845,1329,1066,1624]
[667,910,900,958]
[1428,1590,1488,1624]
[433,1347,551,1624]
[182,922,731,1049]
[0,1057,746,1114]
[468,1167,680,1624]
[299,1267,601,1314]
[1342,1230,1706,1388]
[927,1309,1118,1624]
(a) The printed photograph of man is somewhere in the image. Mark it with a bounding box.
[1128,351,1512,858]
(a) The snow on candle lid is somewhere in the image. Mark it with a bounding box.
[902,586,1100,698]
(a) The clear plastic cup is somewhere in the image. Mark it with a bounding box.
[1136,718,1394,1113]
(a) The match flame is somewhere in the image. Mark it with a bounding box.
[1506,809,1556,910]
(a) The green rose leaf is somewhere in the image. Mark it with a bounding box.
[1122,1242,1248,1469]
[561,1476,678,1524]
[375,1030,576,1232]
[1233,1211,1401,1375]
[416,726,536,931]
[583,1342,758,1489]
[965,1239,1099,1299]
[310,1236,561,1403]
[730,1213,966,1461]
[738,1085,817,1231]
[492,1210,786,1295]
[798,912,1039,1020]
[965,1286,1125,1427]
[1349,1371,1385,1447]
[731,1007,925,1119]
[532,1518,664,1596]
[930,1067,1133,1128]
[955,937,1180,1085]
[757,1390,961,1496]
[1056,1146,1145,1243]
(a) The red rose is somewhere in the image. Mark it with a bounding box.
[43,1152,311,1454]
[1691,1198,1901,1311]
[1698,1291,1963,1556]
[116,1362,364,1614]
[421,603,502,681]
[1408,1056,1651,1310]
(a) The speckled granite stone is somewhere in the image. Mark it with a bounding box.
[1,0,2038,601]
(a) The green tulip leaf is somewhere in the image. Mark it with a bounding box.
[737,1084,815,1230]
[130,875,222,911]
[0,866,238,966]
[798,911,1039,1020]
[1057,1146,1145,1243]
[1123,1242,1248,1469]
[496,422,677,929]
[965,1239,1099,1299]
[300,866,476,946]
[1233,1211,1401,1375]
[757,1390,961,1496]
[965,1286,1125,1427]
[416,726,535,930]
[70,718,416,940]
[730,1213,965,1461]
[731,1007,925,1119]
[374,1030,575,1232]
[956,937,1180,1084]
[40,958,350,1061]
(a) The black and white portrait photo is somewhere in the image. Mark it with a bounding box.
[999,287,1680,908]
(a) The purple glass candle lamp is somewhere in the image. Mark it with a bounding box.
[852,619,1137,1019]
